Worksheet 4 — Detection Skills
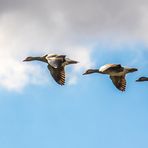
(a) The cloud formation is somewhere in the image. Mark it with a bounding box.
[0,0,148,90]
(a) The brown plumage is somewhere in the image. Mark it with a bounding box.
[23,54,78,85]
[83,64,137,92]
[136,77,148,82]
[48,65,65,85]
[110,76,126,91]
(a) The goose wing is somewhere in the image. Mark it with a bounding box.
[99,64,123,73]
[107,64,123,72]
[110,76,126,91]
[46,55,66,68]
[47,65,65,85]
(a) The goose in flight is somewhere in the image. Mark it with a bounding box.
[83,64,138,91]
[23,54,78,85]
[136,77,148,82]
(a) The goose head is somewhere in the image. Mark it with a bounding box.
[136,77,148,82]
[23,57,34,62]
[83,69,99,75]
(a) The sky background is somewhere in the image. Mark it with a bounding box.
[0,0,148,148]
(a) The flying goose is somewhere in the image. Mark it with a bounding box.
[136,77,148,82]
[23,54,78,85]
[83,64,138,91]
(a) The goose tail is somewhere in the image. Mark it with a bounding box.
[127,68,138,73]
[66,58,79,65]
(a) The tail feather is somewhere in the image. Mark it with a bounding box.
[66,58,79,65]
[68,60,78,64]
[127,68,138,73]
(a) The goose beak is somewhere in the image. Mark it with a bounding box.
[136,79,141,82]
[83,72,87,75]
[23,59,27,62]
[136,79,142,82]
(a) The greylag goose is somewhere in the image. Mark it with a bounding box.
[83,64,138,91]
[136,77,148,82]
[23,54,78,85]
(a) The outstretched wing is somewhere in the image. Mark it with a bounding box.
[46,55,66,68]
[110,76,126,91]
[47,65,65,85]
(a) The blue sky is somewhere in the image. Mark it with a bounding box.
[0,45,148,148]
[0,0,148,148]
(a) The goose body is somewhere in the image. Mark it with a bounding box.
[23,54,78,85]
[136,77,148,82]
[83,64,138,91]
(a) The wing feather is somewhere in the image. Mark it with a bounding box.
[110,76,126,91]
[47,65,65,85]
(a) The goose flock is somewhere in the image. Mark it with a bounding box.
[23,54,147,92]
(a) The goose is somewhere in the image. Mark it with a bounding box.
[136,77,148,82]
[83,64,138,91]
[23,54,78,85]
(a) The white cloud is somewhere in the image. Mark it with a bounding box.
[0,0,148,90]
[0,9,93,90]
[0,51,48,91]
